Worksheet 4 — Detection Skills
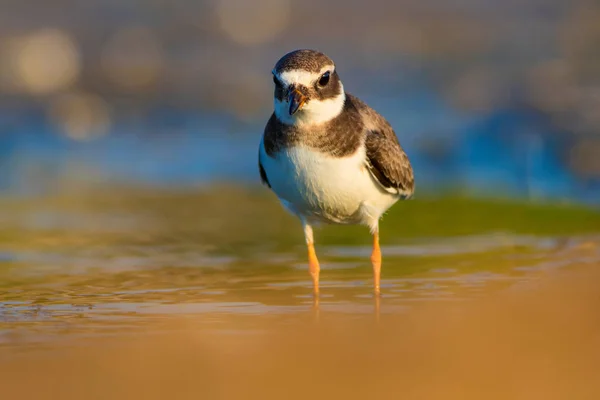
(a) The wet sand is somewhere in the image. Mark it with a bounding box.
[2,263,599,400]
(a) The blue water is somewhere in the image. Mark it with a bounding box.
[1,91,598,203]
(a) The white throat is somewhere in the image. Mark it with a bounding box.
[273,67,346,127]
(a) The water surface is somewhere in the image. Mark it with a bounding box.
[1,187,599,345]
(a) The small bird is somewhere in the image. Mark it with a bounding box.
[258,49,414,295]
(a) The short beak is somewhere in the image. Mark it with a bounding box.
[288,88,306,115]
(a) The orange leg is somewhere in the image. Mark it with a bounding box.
[371,231,382,295]
[303,223,320,295]
[308,242,320,295]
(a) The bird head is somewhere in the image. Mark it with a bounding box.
[271,49,346,126]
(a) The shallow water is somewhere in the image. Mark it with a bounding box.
[1,186,599,347]
[1,187,600,399]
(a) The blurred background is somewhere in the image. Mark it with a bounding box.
[2,3,600,392]
[1,0,599,202]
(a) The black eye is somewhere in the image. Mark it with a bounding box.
[318,71,330,87]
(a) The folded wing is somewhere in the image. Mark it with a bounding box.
[348,94,414,198]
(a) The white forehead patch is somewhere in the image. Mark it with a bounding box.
[275,65,334,87]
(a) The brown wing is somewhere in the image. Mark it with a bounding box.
[365,130,414,197]
[258,157,270,188]
[348,94,415,198]
[258,114,279,189]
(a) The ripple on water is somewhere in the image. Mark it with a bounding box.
[1,230,599,343]
[325,233,564,258]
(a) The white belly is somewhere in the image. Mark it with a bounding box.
[259,140,399,228]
